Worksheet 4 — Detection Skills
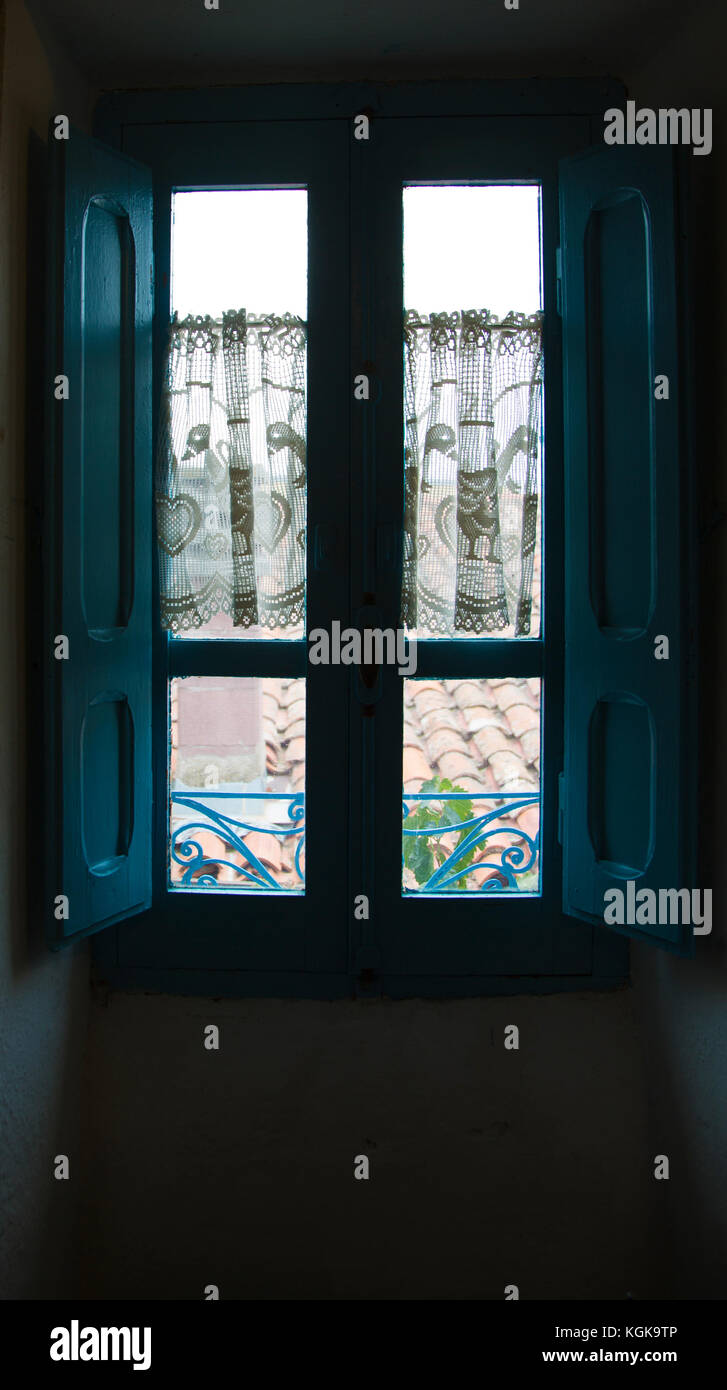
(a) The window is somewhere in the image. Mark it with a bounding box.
[165,190,309,893]
[40,82,696,995]
[400,184,543,902]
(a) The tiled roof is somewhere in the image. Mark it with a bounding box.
[170,677,306,889]
[262,677,306,797]
[171,672,540,891]
[403,676,541,889]
[228,676,306,889]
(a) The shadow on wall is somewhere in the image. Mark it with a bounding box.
[76,988,656,1300]
[633,937,727,1301]
[0,0,92,1300]
[625,0,727,1304]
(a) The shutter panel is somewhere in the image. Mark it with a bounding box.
[559,143,696,952]
[45,126,153,946]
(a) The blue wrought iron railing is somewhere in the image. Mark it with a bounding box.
[402,791,540,893]
[170,788,539,894]
[170,791,305,889]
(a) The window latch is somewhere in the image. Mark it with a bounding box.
[355,603,384,709]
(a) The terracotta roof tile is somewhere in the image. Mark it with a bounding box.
[403,747,432,786]
[492,681,539,713]
[477,815,518,837]
[409,679,448,696]
[286,735,306,764]
[475,839,515,862]
[438,751,479,782]
[459,705,509,735]
[519,728,541,766]
[420,708,466,738]
[262,691,280,721]
[450,680,498,710]
[286,698,306,726]
[413,686,452,715]
[489,749,536,790]
[516,805,540,840]
[403,730,425,754]
[454,772,497,794]
[472,726,512,761]
[241,831,283,873]
[505,703,540,737]
[425,727,471,763]
[500,775,539,796]
[404,707,424,739]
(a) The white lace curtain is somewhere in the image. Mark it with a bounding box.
[155,307,542,638]
[401,309,543,637]
[155,310,307,633]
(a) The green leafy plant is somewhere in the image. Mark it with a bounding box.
[403,776,476,891]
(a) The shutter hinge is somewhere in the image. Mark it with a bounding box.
[557,771,565,845]
[555,246,563,317]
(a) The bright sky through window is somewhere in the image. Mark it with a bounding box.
[403,185,542,317]
[171,185,542,321]
[171,189,308,318]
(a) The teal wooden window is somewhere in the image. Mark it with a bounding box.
[37,81,697,997]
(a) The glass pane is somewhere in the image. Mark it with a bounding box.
[169,676,305,891]
[402,676,541,894]
[171,189,307,319]
[402,185,543,640]
[165,189,307,640]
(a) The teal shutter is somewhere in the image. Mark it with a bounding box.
[559,144,696,952]
[45,126,153,946]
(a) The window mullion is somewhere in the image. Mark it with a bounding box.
[411,638,543,681]
[168,639,307,680]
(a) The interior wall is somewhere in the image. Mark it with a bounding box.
[79,988,653,1299]
[0,0,92,1299]
[626,0,727,1301]
[21,0,706,89]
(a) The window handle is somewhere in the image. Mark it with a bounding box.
[355,603,384,708]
